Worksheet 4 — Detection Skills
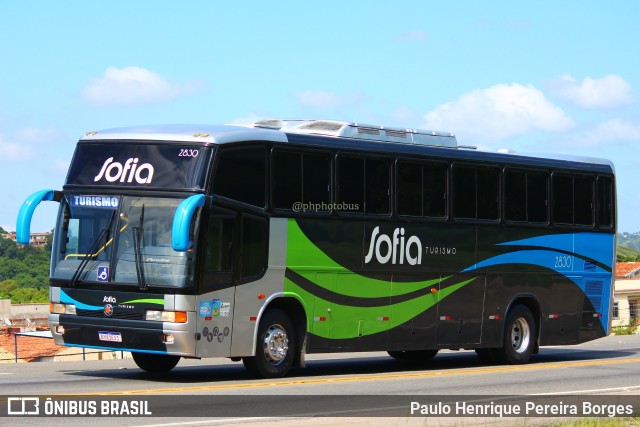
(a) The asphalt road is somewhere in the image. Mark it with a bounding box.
[2,334,640,426]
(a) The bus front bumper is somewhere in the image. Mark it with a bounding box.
[49,313,197,357]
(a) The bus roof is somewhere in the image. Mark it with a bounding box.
[79,120,614,173]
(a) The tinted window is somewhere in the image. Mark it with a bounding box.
[213,147,266,207]
[397,161,422,216]
[553,175,573,224]
[303,153,331,207]
[553,174,594,226]
[528,172,548,223]
[453,166,476,219]
[366,158,390,214]
[241,215,268,278]
[423,163,447,218]
[272,150,301,210]
[505,170,548,223]
[477,168,500,220]
[337,156,390,214]
[597,176,613,228]
[337,156,364,213]
[505,170,527,221]
[204,216,234,273]
[454,165,499,220]
[575,176,594,226]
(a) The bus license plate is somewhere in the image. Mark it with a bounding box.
[98,331,122,343]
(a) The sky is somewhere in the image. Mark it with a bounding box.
[1,1,639,233]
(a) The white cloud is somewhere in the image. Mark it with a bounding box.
[567,118,640,148]
[82,66,205,106]
[295,90,343,109]
[548,74,634,109]
[422,83,574,145]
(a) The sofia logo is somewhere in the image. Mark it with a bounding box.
[364,226,422,265]
[94,157,154,184]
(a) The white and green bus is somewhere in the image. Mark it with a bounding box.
[17,119,616,378]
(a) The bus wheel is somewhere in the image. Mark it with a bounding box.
[494,304,536,364]
[387,350,438,362]
[132,352,180,373]
[243,309,296,378]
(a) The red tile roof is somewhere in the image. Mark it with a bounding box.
[0,330,65,362]
[616,262,640,278]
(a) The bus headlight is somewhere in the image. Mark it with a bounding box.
[50,303,76,315]
[145,310,187,323]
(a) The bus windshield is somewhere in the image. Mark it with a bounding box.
[51,195,197,288]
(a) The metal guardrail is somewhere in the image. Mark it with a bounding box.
[1,331,126,363]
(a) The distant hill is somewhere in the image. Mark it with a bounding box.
[619,232,640,252]
[618,245,640,262]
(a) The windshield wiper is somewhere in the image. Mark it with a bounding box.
[70,211,116,287]
[132,205,147,291]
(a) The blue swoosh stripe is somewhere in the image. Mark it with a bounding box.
[60,289,103,311]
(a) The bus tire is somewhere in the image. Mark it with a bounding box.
[493,304,536,364]
[132,352,180,373]
[388,349,438,362]
[243,309,296,378]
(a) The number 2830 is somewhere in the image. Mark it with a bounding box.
[554,256,572,269]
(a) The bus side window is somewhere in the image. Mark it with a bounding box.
[597,176,613,228]
[202,215,235,290]
[240,214,268,279]
[213,147,266,208]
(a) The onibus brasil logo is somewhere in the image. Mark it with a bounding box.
[94,157,155,184]
[364,226,422,265]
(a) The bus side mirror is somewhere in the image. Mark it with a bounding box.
[172,194,206,252]
[16,189,62,245]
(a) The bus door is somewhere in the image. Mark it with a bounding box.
[196,209,237,358]
[436,274,486,346]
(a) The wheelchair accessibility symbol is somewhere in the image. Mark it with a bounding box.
[97,266,109,282]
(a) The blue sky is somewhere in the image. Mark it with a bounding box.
[1,1,639,232]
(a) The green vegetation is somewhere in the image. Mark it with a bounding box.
[618,232,640,261]
[0,227,50,303]
[617,245,640,262]
[611,324,637,335]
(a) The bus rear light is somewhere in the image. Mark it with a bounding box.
[145,310,188,323]
[50,303,76,315]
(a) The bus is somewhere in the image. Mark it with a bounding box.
[17,119,616,378]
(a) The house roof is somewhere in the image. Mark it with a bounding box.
[0,330,65,362]
[616,262,640,279]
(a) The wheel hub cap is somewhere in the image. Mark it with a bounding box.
[262,324,289,365]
